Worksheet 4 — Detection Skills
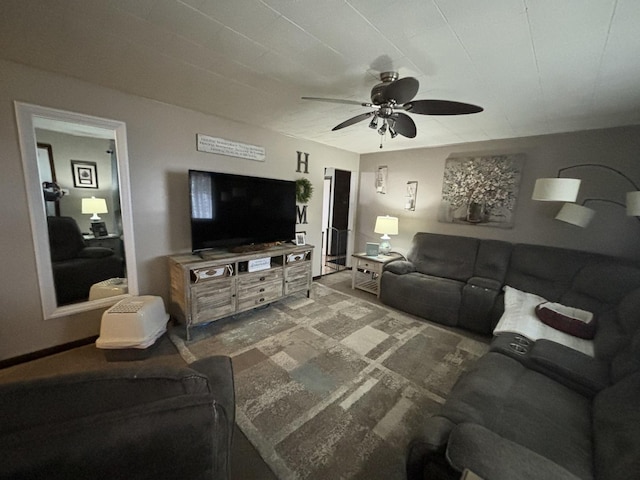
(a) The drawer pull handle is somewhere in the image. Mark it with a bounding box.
[259,298,265,302]
[259,288,265,292]
[260,276,265,281]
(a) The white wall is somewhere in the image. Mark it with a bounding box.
[0,59,359,361]
[357,127,640,262]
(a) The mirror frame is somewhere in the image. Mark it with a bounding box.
[15,101,138,319]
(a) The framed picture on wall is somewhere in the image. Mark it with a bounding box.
[71,160,98,188]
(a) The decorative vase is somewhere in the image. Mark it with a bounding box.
[466,201,485,223]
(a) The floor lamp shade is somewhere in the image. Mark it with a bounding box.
[532,178,581,202]
[626,191,640,216]
[555,203,595,227]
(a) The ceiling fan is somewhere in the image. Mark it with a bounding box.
[302,71,483,145]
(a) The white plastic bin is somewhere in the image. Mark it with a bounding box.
[96,296,169,350]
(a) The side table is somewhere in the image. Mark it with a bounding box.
[351,252,403,297]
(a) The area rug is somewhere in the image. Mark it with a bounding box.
[169,282,489,480]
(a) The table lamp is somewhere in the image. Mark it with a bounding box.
[374,215,398,255]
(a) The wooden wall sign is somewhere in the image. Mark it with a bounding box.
[196,134,265,161]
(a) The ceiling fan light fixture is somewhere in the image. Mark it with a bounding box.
[303,71,483,146]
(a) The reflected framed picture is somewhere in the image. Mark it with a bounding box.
[71,160,98,188]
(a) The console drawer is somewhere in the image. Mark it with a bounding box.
[237,280,282,311]
[238,269,282,288]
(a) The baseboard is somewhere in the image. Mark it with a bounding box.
[0,336,98,370]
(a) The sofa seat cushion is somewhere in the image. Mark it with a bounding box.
[593,371,640,480]
[446,423,582,480]
[380,271,463,326]
[495,286,595,356]
[440,352,593,480]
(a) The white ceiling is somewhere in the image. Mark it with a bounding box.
[2,0,639,154]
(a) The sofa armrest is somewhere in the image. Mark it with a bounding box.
[77,246,114,258]
[406,416,456,480]
[446,423,582,480]
[384,260,416,275]
[528,340,610,396]
[189,355,236,426]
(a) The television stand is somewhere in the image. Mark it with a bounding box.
[168,244,314,339]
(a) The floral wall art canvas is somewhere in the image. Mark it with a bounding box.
[438,153,525,228]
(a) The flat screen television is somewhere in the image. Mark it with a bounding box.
[189,169,297,252]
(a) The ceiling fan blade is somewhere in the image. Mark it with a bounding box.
[391,113,417,138]
[382,77,419,104]
[332,111,375,131]
[404,99,483,115]
[302,96,371,107]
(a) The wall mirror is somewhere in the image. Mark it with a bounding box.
[15,102,138,319]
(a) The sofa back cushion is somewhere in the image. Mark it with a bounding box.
[0,365,229,480]
[473,239,512,283]
[505,244,597,301]
[1,366,212,433]
[593,370,640,480]
[47,216,86,262]
[408,233,479,281]
[560,262,640,314]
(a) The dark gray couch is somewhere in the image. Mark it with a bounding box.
[48,216,124,305]
[386,233,640,479]
[407,340,640,480]
[381,233,640,347]
[0,356,235,480]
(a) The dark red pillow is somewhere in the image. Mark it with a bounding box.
[535,302,597,339]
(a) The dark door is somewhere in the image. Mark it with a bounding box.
[329,169,350,257]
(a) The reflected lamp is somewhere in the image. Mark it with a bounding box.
[82,196,108,222]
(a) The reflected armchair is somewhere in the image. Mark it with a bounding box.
[47,216,124,304]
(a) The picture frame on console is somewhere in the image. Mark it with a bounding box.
[295,232,306,245]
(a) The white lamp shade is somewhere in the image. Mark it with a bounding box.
[81,197,108,215]
[532,178,581,202]
[626,191,640,216]
[374,215,398,235]
[555,203,595,228]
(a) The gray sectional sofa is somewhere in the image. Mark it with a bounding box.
[381,233,640,479]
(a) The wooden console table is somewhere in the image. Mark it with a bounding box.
[351,252,403,297]
[168,244,313,339]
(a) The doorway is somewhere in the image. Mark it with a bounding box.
[321,168,352,275]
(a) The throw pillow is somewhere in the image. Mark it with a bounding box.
[535,302,596,339]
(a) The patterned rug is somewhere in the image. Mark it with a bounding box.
[169,282,489,480]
